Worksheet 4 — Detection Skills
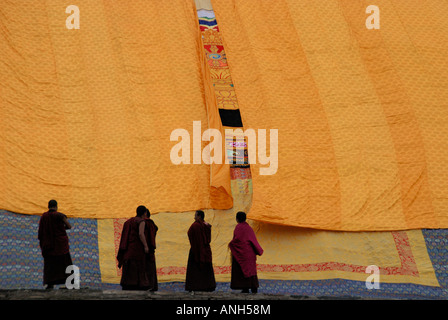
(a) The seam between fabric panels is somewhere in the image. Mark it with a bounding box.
[192,0,213,210]
[338,0,436,229]
[43,0,75,217]
[386,0,437,226]
[337,1,398,231]
[283,0,343,230]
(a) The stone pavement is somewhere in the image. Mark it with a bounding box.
[0,289,359,300]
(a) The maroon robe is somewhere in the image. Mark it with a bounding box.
[144,218,158,291]
[38,211,72,286]
[185,220,216,292]
[117,216,150,290]
[144,218,158,254]
[229,221,263,291]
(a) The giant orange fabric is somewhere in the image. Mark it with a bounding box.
[212,0,448,230]
[0,0,232,218]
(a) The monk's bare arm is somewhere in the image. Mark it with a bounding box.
[139,221,149,253]
[62,215,72,230]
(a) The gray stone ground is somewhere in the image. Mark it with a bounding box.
[0,288,359,300]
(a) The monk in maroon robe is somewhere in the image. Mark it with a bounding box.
[144,208,158,291]
[185,210,216,292]
[229,211,263,293]
[38,200,73,289]
[117,205,151,290]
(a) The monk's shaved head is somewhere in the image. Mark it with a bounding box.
[48,200,58,210]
